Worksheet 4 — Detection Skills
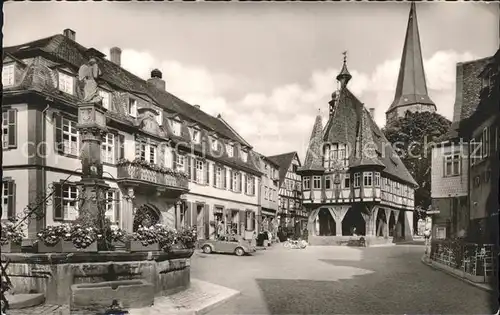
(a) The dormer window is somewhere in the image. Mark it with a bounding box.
[2,64,15,87]
[128,98,137,117]
[190,128,200,143]
[211,137,218,151]
[241,150,248,163]
[58,72,74,95]
[226,143,234,157]
[153,106,163,125]
[170,119,181,136]
[98,89,111,110]
[324,143,349,169]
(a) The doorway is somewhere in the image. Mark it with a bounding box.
[318,208,336,236]
[342,207,365,236]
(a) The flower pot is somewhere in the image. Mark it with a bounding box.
[37,241,63,253]
[61,240,98,253]
[127,240,160,252]
[1,242,22,253]
[111,240,127,251]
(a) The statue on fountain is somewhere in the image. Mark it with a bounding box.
[78,58,103,104]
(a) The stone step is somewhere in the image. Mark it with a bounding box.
[5,293,45,309]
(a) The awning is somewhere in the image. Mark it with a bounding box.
[261,209,277,216]
[213,207,223,214]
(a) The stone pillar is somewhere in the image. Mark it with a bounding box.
[307,208,320,236]
[362,206,378,237]
[122,187,135,233]
[329,207,348,236]
[404,211,414,240]
[384,208,391,237]
[76,102,110,232]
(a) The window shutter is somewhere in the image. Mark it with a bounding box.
[118,134,125,160]
[115,190,121,225]
[252,212,256,230]
[239,173,242,192]
[7,109,17,148]
[205,161,210,185]
[53,182,63,221]
[54,113,64,154]
[114,133,120,162]
[172,150,177,170]
[244,211,248,230]
[252,177,256,195]
[244,174,248,194]
[7,181,16,220]
[186,156,192,180]
[229,169,233,190]
[204,204,210,240]
[239,210,246,233]
[213,164,217,187]
[223,168,227,189]
[158,144,165,167]
[193,159,197,182]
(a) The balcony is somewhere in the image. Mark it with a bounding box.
[117,160,189,192]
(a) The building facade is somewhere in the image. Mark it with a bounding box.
[385,3,436,125]
[255,153,280,234]
[298,58,417,246]
[459,48,499,244]
[267,152,308,234]
[1,29,261,243]
[430,57,492,240]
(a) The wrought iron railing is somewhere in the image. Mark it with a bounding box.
[117,163,189,190]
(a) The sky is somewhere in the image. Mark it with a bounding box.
[3,2,498,161]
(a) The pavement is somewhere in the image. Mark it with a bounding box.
[191,243,499,314]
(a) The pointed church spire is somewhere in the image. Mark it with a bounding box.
[336,51,352,88]
[386,2,436,122]
[299,114,325,172]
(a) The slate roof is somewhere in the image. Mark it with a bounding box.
[387,2,435,114]
[299,114,325,172]
[302,61,417,187]
[437,56,492,142]
[267,152,300,186]
[3,33,261,175]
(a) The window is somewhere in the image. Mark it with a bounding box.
[324,143,349,169]
[226,144,234,157]
[246,176,254,195]
[354,173,360,188]
[58,72,74,94]
[241,150,248,163]
[62,118,79,156]
[170,119,181,136]
[232,171,239,192]
[195,160,204,183]
[215,166,222,188]
[155,108,163,126]
[444,154,460,177]
[325,176,331,189]
[99,90,111,110]
[138,142,157,164]
[105,190,120,224]
[175,154,185,172]
[303,177,310,190]
[2,110,17,149]
[2,180,15,220]
[481,127,489,158]
[62,184,79,221]
[101,133,115,164]
[374,172,380,187]
[211,138,218,151]
[264,187,269,200]
[128,98,137,117]
[190,128,200,143]
[2,64,14,87]
[313,176,321,189]
[344,176,350,188]
[363,172,373,187]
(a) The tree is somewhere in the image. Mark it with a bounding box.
[383,111,451,231]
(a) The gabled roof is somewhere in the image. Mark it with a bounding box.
[267,152,300,185]
[299,114,325,172]
[387,2,435,114]
[3,33,260,174]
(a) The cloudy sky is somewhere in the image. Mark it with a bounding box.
[4,2,498,160]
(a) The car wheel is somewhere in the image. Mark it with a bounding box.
[202,245,212,254]
[235,247,245,256]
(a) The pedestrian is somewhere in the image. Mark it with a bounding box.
[217,220,224,239]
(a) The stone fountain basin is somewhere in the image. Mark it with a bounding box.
[1,249,194,305]
[71,279,154,311]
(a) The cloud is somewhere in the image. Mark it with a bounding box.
[106,47,476,161]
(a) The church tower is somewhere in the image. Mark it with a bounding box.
[386,2,436,125]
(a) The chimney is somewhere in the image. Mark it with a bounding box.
[63,29,75,41]
[110,47,122,66]
[369,108,375,118]
[147,69,166,90]
[194,105,201,109]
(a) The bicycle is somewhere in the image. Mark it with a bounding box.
[283,238,307,249]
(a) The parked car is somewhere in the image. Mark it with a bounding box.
[200,234,256,256]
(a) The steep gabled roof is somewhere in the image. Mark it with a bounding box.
[267,152,299,185]
[387,2,435,114]
[3,33,261,174]
[299,114,325,172]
